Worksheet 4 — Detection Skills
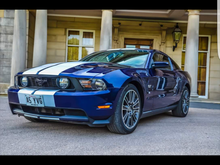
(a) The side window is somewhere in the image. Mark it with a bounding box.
[170,58,181,70]
[151,53,171,70]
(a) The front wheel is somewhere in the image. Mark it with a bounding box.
[172,86,190,117]
[107,84,141,134]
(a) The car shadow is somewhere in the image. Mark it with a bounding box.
[19,118,112,135]
[138,111,173,125]
[189,102,220,110]
[18,111,174,135]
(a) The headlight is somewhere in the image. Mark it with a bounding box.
[94,79,107,91]
[57,78,70,89]
[79,79,107,91]
[20,76,28,87]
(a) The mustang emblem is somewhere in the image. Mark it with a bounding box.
[35,78,47,87]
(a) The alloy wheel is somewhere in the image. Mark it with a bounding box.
[182,89,189,114]
[121,89,140,129]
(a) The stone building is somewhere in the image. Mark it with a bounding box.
[0,9,219,100]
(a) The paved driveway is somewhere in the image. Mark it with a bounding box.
[0,96,219,155]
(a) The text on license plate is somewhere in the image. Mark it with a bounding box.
[25,95,44,107]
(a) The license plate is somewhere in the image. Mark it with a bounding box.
[25,95,44,107]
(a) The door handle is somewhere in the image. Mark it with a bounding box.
[147,84,154,94]
[148,84,154,90]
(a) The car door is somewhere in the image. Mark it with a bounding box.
[169,57,183,102]
[148,52,177,109]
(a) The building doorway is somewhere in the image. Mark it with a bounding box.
[124,38,153,49]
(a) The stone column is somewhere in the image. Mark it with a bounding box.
[10,10,26,86]
[100,10,112,50]
[160,27,167,52]
[113,24,120,49]
[32,10,47,67]
[184,10,200,97]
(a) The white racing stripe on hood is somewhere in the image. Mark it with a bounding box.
[38,62,87,75]
[22,63,60,75]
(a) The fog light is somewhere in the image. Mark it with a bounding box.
[21,76,28,87]
[57,78,70,89]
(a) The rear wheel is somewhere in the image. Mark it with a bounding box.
[107,84,141,134]
[172,86,190,117]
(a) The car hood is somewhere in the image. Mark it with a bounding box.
[21,61,131,78]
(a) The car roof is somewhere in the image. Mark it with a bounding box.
[106,48,155,52]
[104,48,171,59]
[102,48,161,55]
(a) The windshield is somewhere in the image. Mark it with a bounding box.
[80,50,149,68]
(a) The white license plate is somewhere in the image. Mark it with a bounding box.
[25,95,44,107]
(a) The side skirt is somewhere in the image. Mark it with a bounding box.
[140,104,177,119]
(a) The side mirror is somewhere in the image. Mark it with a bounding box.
[152,62,169,69]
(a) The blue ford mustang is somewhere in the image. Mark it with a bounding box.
[8,49,191,134]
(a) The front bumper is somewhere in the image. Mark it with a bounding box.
[8,87,119,126]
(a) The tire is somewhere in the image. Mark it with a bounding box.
[24,116,48,122]
[107,84,141,134]
[172,86,190,117]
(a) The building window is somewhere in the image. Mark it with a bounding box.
[66,29,95,61]
[124,38,153,49]
[181,35,210,98]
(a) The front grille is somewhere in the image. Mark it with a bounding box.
[17,76,76,90]
[28,77,57,87]
[18,105,87,117]
[21,106,65,116]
